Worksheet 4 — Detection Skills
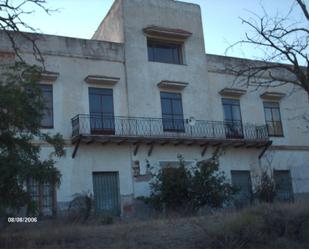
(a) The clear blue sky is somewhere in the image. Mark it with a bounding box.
[21,0,302,60]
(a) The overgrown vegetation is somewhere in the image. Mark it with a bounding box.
[141,153,237,213]
[0,201,308,249]
[206,202,309,249]
[253,171,277,203]
[68,192,93,223]
[0,63,64,217]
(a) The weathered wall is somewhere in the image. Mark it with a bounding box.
[120,0,211,119]
[1,0,309,216]
[92,0,124,43]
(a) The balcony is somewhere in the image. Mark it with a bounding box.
[71,115,271,158]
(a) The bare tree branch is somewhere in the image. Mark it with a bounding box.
[225,0,309,96]
[0,0,57,65]
[297,0,309,20]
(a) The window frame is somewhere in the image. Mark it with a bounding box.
[27,179,56,216]
[231,170,253,207]
[222,98,244,139]
[40,84,54,129]
[88,87,115,135]
[160,92,185,132]
[263,101,284,137]
[273,170,294,202]
[147,38,184,65]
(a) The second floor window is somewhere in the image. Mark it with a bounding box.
[222,98,243,138]
[40,84,53,128]
[147,38,183,64]
[263,101,283,137]
[89,87,115,135]
[160,92,185,132]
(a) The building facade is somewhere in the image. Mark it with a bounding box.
[1,0,309,216]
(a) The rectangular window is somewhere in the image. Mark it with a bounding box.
[89,88,115,135]
[263,102,283,137]
[40,84,53,128]
[274,170,294,202]
[27,179,56,216]
[147,39,183,64]
[160,92,185,132]
[231,170,253,207]
[222,98,243,138]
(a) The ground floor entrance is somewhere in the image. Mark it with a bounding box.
[92,172,121,216]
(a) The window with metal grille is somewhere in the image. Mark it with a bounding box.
[160,92,185,132]
[222,98,243,138]
[147,39,183,64]
[263,102,283,137]
[40,84,53,128]
[27,179,55,216]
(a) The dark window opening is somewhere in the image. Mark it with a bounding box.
[40,84,53,128]
[263,102,284,137]
[274,170,294,202]
[89,88,115,135]
[222,98,243,138]
[147,39,183,64]
[231,170,253,207]
[27,179,56,216]
[160,92,185,132]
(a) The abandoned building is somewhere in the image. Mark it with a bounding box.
[0,0,309,216]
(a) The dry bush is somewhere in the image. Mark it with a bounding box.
[1,201,309,249]
[205,201,309,249]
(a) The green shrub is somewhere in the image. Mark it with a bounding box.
[144,154,236,212]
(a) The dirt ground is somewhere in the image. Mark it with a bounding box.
[0,217,208,249]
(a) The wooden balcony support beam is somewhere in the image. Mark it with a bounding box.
[159,140,169,145]
[234,142,246,148]
[148,143,155,157]
[184,141,194,146]
[173,140,184,146]
[116,139,127,145]
[201,143,209,157]
[259,141,273,159]
[85,138,94,145]
[72,138,81,159]
[133,143,141,156]
[246,142,260,148]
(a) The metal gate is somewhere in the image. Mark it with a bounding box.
[92,172,120,215]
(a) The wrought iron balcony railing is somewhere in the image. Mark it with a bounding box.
[71,114,269,141]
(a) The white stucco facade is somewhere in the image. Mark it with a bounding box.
[1,0,309,216]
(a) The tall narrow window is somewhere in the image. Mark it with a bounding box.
[27,179,56,216]
[263,102,283,137]
[40,84,53,128]
[89,88,115,134]
[274,170,293,201]
[160,92,185,132]
[147,39,183,64]
[231,170,253,207]
[222,98,243,138]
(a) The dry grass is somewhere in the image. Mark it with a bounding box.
[1,201,309,249]
[0,217,207,249]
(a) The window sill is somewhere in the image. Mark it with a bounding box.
[268,135,284,138]
[148,60,188,66]
[41,126,54,130]
[163,129,186,133]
